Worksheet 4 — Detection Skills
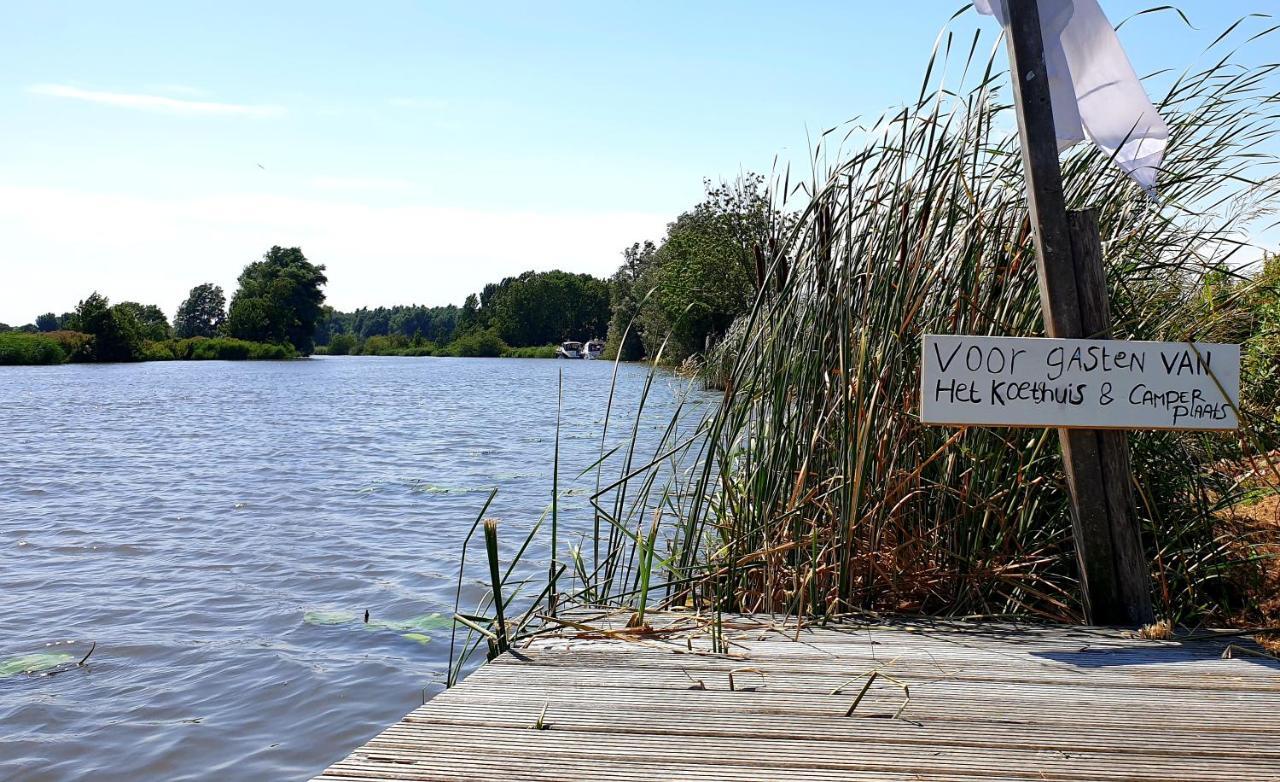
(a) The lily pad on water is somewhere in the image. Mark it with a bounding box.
[366,613,452,633]
[303,610,358,626]
[303,609,450,645]
[417,485,484,495]
[0,652,75,678]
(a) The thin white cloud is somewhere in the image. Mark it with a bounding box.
[144,83,209,98]
[0,185,669,322]
[388,96,448,110]
[27,84,284,117]
[309,176,416,192]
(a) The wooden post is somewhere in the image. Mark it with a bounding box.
[1067,210,1154,625]
[1003,0,1153,625]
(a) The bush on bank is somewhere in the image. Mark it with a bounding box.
[314,329,557,359]
[502,344,559,359]
[144,337,296,361]
[0,331,96,365]
[441,329,507,357]
[0,332,68,365]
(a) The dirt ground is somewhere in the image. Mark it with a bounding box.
[1223,461,1280,652]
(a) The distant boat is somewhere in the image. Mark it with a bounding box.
[556,341,583,359]
[583,339,605,360]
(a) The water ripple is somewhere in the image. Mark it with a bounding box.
[0,356,700,781]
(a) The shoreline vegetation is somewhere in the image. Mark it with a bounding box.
[312,330,559,359]
[448,13,1280,679]
[3,176,786,367]
[0,331,295,365]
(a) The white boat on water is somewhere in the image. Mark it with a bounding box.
[556,340,583,359]
[583,339,605,360]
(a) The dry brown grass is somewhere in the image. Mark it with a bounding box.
[1138,620,1175,641]
[1239,495,1280,652]
[1218,455,1280,649]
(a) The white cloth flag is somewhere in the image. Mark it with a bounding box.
[976,0,1169,193]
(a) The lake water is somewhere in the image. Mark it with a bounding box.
[0,356,706,781]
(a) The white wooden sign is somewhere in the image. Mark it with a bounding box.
[921,335,1240,430]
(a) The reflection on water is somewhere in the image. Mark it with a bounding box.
[0,356,704,781]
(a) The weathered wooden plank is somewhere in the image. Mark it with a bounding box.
[508,643,1276,691]
[498,656,1274,694]
[316,755,1060,782]
[396,697,1280,759]
[310,613,1280,782]
[346,725,1276,781]
[464,663,1280,710]
[519,635,1258,667]
[429,684,1280,736]
[550,615,1196,650]
[429,673,1280,712]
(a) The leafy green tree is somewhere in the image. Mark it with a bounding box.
[608,174,789,362]
[225,295,275,341]
[327,332,357,355]
[449,328,507,357]
[116,302,172,341]
[314,304,459,348]
[457,294,481,335]
[463,270,611,347]
[175,283,227,338]
[358,308,391,338]
[226,246,327,354]
[35,313,60,332]
[68,292,143,362]
[605,241,656,360]
[312,305,339,346]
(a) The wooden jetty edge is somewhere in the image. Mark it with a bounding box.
[313,611,1280,781]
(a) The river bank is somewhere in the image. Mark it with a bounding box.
[0,330,574,365]
[0,331,293,365]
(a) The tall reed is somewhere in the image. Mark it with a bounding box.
[451,11,1279,674]
[611,14,1274,623]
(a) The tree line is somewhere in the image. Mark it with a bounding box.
[0,246,327,363]
[4,172,793,365]
[307,175,789,363]
[309,270,610,357]
[606,174,791,362]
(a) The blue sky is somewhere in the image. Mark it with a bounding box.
[0,1,1274,324]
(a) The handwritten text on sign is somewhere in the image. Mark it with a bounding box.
[920,335,1239,430]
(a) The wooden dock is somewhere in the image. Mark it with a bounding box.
[313,612,1280,781]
